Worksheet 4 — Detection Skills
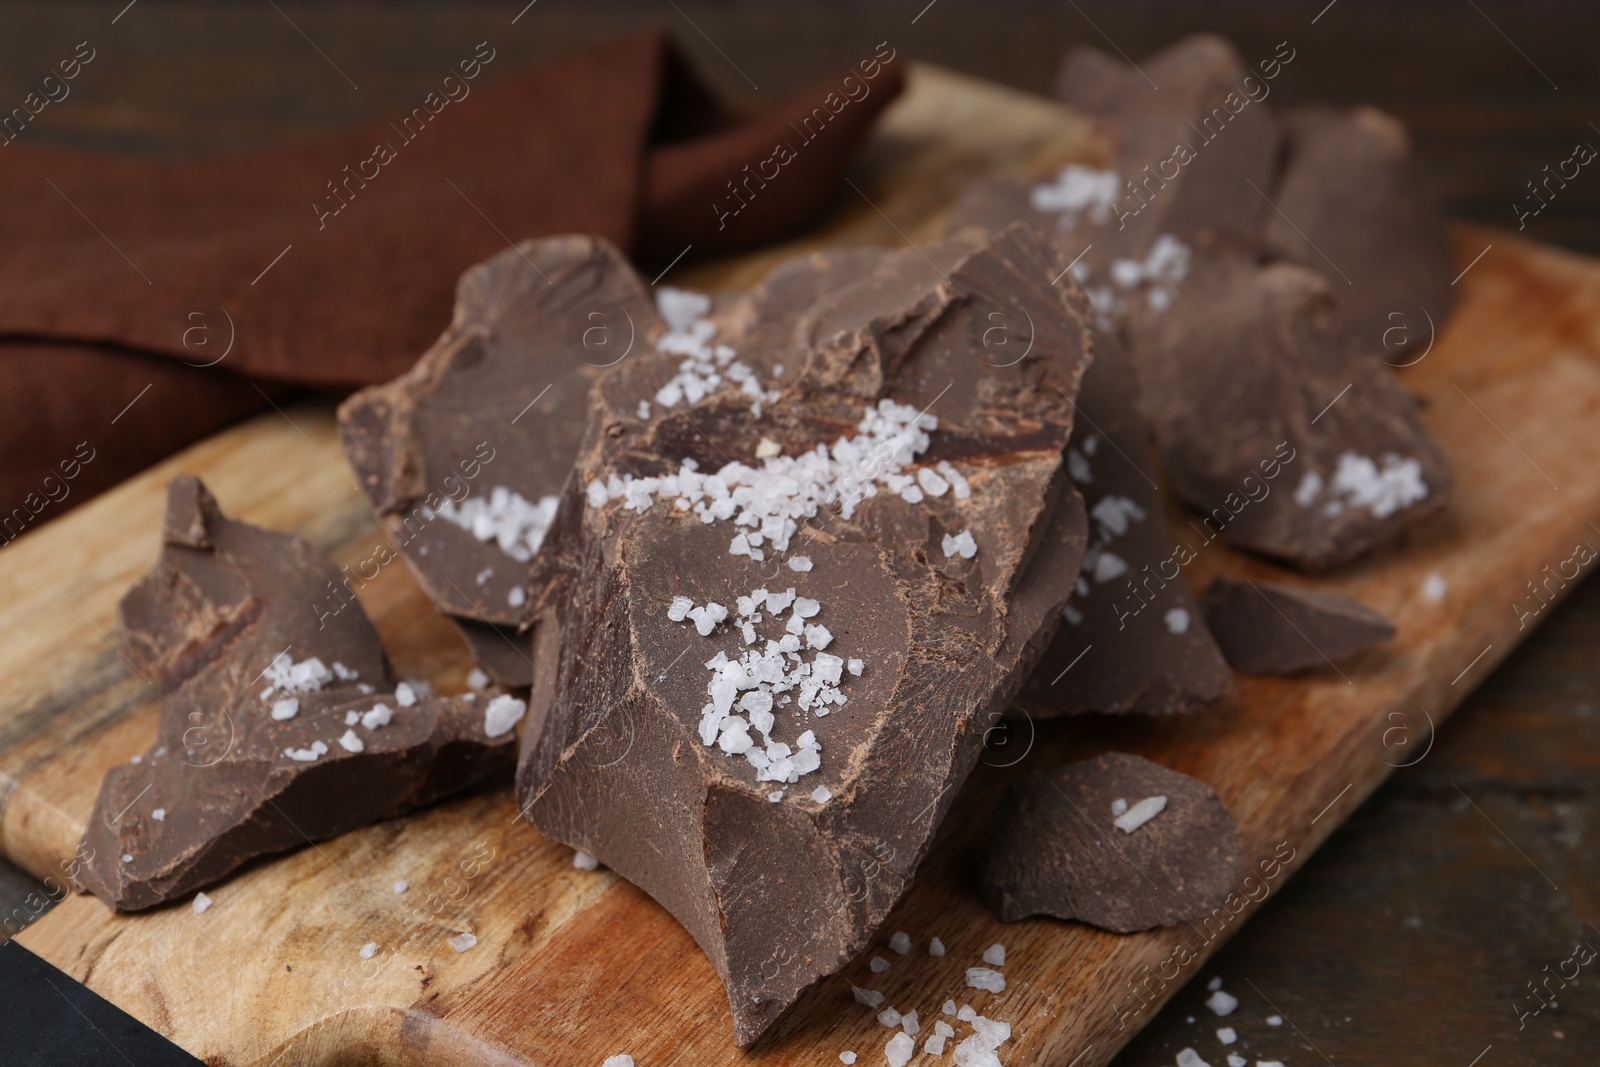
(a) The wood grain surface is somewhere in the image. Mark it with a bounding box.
[4,62,1600,1066]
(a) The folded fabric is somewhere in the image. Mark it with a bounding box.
[0,30,903,538]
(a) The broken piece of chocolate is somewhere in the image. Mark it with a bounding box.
[74,477,516,911]
[515,223,1093,1046]
[1263,106,1457,364]
[981,753,1239,932]
[1200,575,1396,675]
[338,236,660,686]
[1019,331,1231,716]
[1125,254,1452,570]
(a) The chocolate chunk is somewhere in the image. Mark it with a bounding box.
[1020,331,1230,716]
[1200,574,1396,675]
[1053,34,1282,257]
[1263,106,1457,364]
[74,477,516,911]
[1125,254,1451,570]
[339,236,661,686]
[515,223,1093,1046]
[981,753,1240,933]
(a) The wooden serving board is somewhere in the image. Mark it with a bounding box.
[6,63,1600,1066]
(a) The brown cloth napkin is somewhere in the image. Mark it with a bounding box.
[0,30,903,541]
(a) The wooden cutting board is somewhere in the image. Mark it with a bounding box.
[7,62,1600,1067]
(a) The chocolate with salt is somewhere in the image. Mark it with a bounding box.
[75,477,517,911]
[981,753,1239,933]
[1263,106,1457,363]
[339,236,660,686]
[1125,254,1452,570]
[515,223,1093,1046]
[1201,575,1396,675]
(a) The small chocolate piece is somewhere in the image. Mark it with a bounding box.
[516,223,1093,1046]
[1263,106,1457,363]
[981,753,1240,933]
[1020,331,1230,716]
[1200,574,1396,675]
[74,477,516,911]
[339,236,661,686]
[1126,255,1452,570]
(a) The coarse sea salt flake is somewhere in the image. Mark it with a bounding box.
[878,1007,902,1028]
[192,892,212,914]
[886,1032,915,1067]
[1176,1050,1212,1067]
[448,932,477,953]
[889,930,911,955]
[360,942,377,959]
[853,986,884,1008]
[1111,798,1129,817]
[1165,607,1191,635]
[982,943,1006,966]
[362,703,393,730]
[930,937,947,957]
[271,698,299,721]
[840,1054,857,1065]
[871,956,890,973]
[393,880,408,894]
[574,851,599,871]
[484,693,526,738]
[1206,989,1239,1017]
[338,729,364,753]
[1217,1027,1237,1045]
[788,555,813,572]
[812,785,832,803]
[467,667,490,689]
[966,967,1006,993]
[1115,795,1168,833]
[152,808,166,821]
[942,529,978,560]
[395,682,418,707]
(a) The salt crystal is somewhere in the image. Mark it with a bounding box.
[941,529,978,560]
[1207,976,1223,991]
[943,1000,958,1015]
[362,703,393,730]
[152,808,166,821]
[840,1054,857,1065]
[957,1005,976,1022]
[1176,1050,1212,1067]
[869,956,890,973]
[395,682,418,708]
[484,693,526,738]
[935,1021,955,1038]
[1265,1014,1283,1027]
[924,1034,948,1055]
[360,942,377,959]
[1093,551,1128,582]
[393,880,408,894]
[756,438,782,459]
[429,487,560,563]
[1216,1027,1237,1045]
[475,567,494,586]
[768,790,784,803]
[1257,1062,1287,1067]
[345,710,361,726]
[1091,494,1147,536]
[1330,451,1428,518]
[1293,470,1323,507]
[930,937,947,957]
[448,932,477,953]
[270,698,299,721]
[847,658,864,676]
[886,1031,915,1067]
[878,1007,902,1028]
[1115,795,1168,833]
[966,967,1006,993]
[637,399,651,420]
[788,555,813,572]
[1164,608,1191,635]
[1029,164,1120,228]
[121,853,132,863]
[1423,572,1447,601]
[284,746,321,762]
[902,1011,920,1036]
[338,729,364,753]
[889,930,911,955]
[1206,989,1239,1017]
[332,661,358,681]
[130,754,142,764]
[192,892,212,914]
[812,785,832,803]
[604,1057,635,1067]
[1227,1056,1247,1067]
[508,586,526,608]
[574,851,599,871]
[467,667,490,689]
[982,943,1006,966]
[1110,798,1129,817]
[852,986,884,1008]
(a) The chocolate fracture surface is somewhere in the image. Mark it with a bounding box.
[1126,256,1452,570]
[515,224,1093,1045]
[75,477,517,911]
[339,236,660,686]
[981,753,1240,933]
[1263,105,1457,362]
[1020,331,1230,716]
[1201,575,1396,675]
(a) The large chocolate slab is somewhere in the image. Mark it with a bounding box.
[339,236,661,685]
[981,753,1240,933]
[515,223,1092,1046]
[1201,574,1396,675]
[1125,253,1452,570]
[1019,331,1230,717]
[74,477,516,911]
[1263,105,1457,365]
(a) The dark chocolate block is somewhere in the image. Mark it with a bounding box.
[1125,254,1452,570]
[1201,575,1396,675]
[1263,106,1457,365]
[339,236,660,686]
[981,753,1240,933]
[74,477,517,911]
[515,223,1093,1046]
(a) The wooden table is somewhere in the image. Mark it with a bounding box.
[1,5,1597,1065]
